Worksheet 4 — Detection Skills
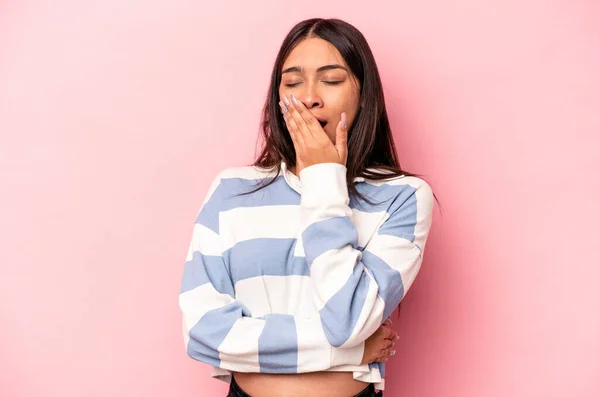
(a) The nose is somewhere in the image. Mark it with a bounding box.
[296,83,323,109]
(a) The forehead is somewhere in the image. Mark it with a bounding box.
[282,37,346,70]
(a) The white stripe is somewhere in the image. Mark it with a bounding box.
[186,223,222,260]
[262,276,317,316]
[310,246,362,310]
[363,175,425,188]
[179,283,234,337]
[365,233,423,293]
[412,183,434,250]
[294,236,305,257]
[218,317,263,372]
[220,205,301,251]
[301,200,353,228]
[234,276,318,318]
[218,207,388,256]
[341,272,385,348]
[233,277,270,318]
[351,209,388,248]
[295,315,333,371]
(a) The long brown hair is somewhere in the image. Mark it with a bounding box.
[246,17,437,207]
[246,18,439,318]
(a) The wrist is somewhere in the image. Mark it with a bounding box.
[299,162,348,202]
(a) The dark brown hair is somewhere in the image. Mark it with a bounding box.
[247,18,440,318]
[246,17,437,207]
[248,18,437,316]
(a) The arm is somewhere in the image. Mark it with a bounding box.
[300,163,434,348]
[179,173,364,374]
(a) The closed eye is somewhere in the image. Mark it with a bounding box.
[283,81,343,88]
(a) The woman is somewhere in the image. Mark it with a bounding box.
[179,18,435,397]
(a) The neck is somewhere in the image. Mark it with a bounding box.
[288,165,298,177]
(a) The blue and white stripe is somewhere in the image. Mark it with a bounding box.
[178,161,434,390]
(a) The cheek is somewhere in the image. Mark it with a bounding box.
[340,93,360,119]
[278,84,290,99]
[329,91,356,112]
[339,83,359,105]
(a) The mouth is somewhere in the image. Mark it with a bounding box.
[315,116,328,129]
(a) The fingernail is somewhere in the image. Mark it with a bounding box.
[341,112,347,129]
[390,350,396,356]
[290,93,300,106]
[283,95,291,106]
[279,101,288,113]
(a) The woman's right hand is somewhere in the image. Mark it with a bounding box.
[361,319,398,365]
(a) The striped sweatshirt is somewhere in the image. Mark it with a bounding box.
[178,161,434,390]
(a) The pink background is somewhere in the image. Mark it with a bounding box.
[1,1,599,396]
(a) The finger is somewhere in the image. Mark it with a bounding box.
[288,94,318,140]
[384,327,396,340]
[280,100,304,147]
[279,101,295,142]
[388,350,396,357]
[382,319,392,327]
[374,356,389,363]
[384,327,399,341]
[335,112,348,161]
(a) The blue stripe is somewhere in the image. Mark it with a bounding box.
[353,181,419,241]
[197,176,300,234]
[180,251,235,297]
[369,361,385,377]
[224,238,309,284]
[302,216,358,265]
[196,175,417,235]
[351,181,417,213]
[187,302,252,366]
[319,263,370,347]
[258,314,298,373]
[318,248,406,347]
[377,189,418,241]
[361,250,404,320]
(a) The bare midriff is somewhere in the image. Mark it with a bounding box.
[232,371,370,397]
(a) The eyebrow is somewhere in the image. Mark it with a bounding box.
[281,64,347,74]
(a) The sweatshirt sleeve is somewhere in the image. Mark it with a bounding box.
[178,172,364,374]
[299,162,434,348]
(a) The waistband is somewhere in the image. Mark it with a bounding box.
[227,375,382,397]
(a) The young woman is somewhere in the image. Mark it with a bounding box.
[179,18,435,397]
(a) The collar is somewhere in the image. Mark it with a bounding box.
[280,161,302,193]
